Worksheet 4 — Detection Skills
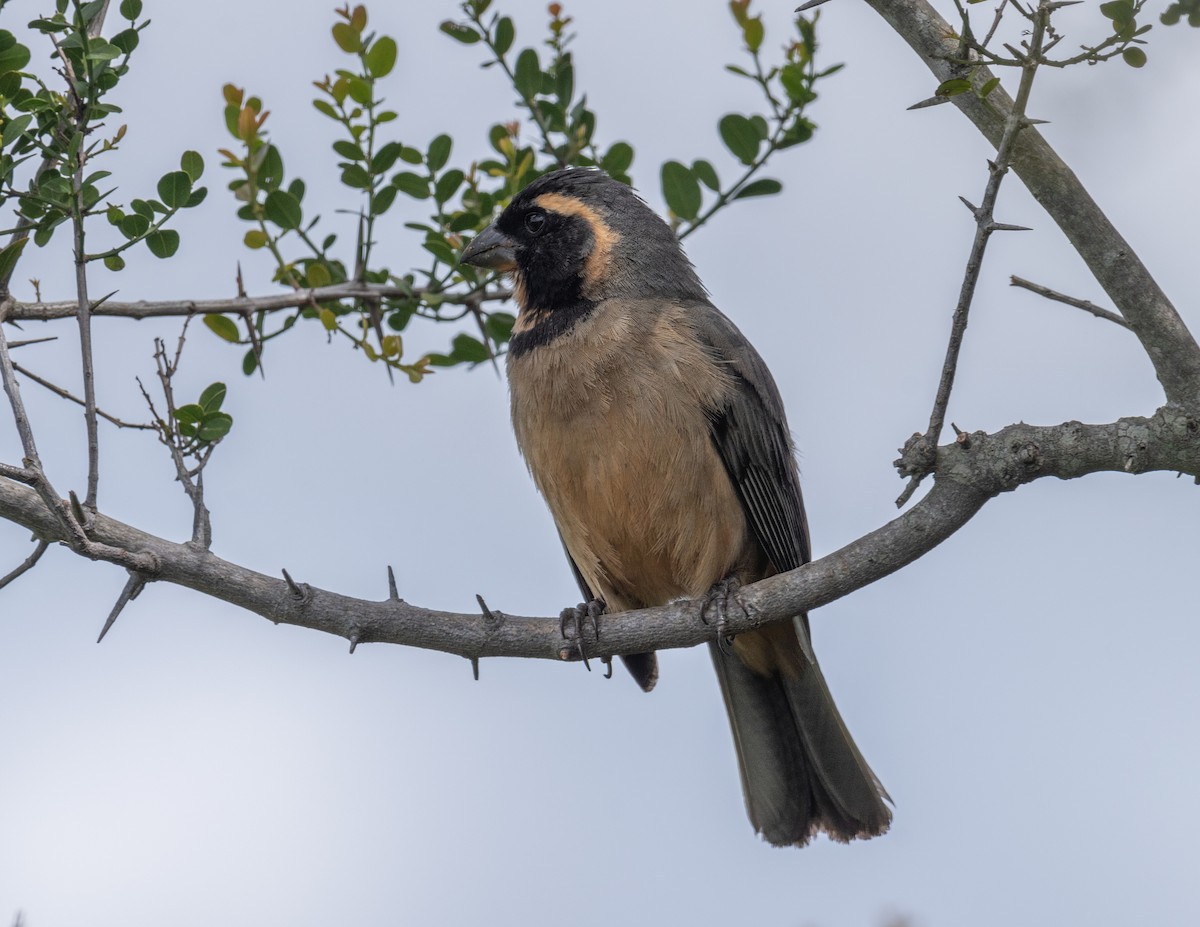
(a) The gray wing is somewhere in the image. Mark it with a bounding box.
[692,302,812,575]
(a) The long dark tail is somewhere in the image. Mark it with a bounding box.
[708,631,891,847]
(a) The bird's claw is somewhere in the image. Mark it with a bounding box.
[700,577,745,655]
[559,598,604,671]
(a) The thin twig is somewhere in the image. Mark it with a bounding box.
[12,361,155,429]
[1010,275,1129,328]
[0,538,49,590]
[136,323,213,548]
[3,283,514,322]
[897,0,1052,508]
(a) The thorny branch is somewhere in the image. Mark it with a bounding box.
[136,322,214,550]
[1,407,1198,661]
[1,282,514,322]
[865,0,1200,402]
[896,0,1051,508]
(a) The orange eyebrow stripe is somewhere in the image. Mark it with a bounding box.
[533,192,621,293]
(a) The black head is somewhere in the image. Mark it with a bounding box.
[460,169,707,350]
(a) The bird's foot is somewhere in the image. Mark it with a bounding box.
[559,598,604,672]
[699,577,746,655]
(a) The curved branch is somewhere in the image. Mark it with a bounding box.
[2,408,1196,662]
[863,0,1200,405]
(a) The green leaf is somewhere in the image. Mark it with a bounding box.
[977,77,1001,99]
[936,78,972,97]
[1099,0,1134,23]
[1,113,31,147]
[84,38,121,62]
[157,170,193,209]
[742,17,764,52]
[333,139,365,161]
[1122,46,1147,67]
[660,160,701,221]
[145,229,180,259]
[347,77,371,105]
[366,36,397,78]
[435,169,464,203]
[372,141,402,173]
[0,34,31,75]
[692,159,720,191]
[110,27,138,54]
[341,163,372,188]
[602,142,634,174]
[102,253,125,272]
[263,189,303,230]
[180,150,205,182]
[119,0,142,18]
[117,213,150,239]
[174,403,203,427]
[242,349,259,376]
[393,171,430,199]
[196,411,233,442]
[427,134,452,172]
[450,333,489,363]
[373,184,398,215]
[719,114,760,166]
[439,21,481,44]
[0,238,28,283]
[204,314,241,342]
[332,22,360,52]
[733,178,783,199]
[514,48,541,99]
[244,229,269,249]
[494,17,515,55]
[306,262,332,288]
[199,382,227,412]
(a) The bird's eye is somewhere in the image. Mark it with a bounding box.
[524,210,546,235]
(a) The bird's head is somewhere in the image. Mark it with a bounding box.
[460,168,707,322]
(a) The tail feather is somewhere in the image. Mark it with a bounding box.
[708,636,891,847]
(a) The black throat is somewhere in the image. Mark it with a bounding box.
[508,297,598,358]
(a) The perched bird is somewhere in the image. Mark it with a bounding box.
[460,167,890,847]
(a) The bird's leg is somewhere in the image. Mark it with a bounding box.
[699,577,746,655]
[559,597,604,672]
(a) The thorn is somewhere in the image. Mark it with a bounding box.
[97,571,147,643]
[90,290,118,311]
[1023,117,1051,126]
[281,568,308,601]
[907,95,950,111]
[470,656,480,681]
[1045,0,1082,9]
[348,632,359,654]
[795,0,833,10]
[236,261,247,299]
[67,490,91,530]
[951,422,972,448]
[476,593,499,622]
[601,655,613,680]
[387,564,400,602]
[958,195,979,214]
[989,222,1033,233]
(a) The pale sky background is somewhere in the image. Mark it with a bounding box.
[1,2,1198,925]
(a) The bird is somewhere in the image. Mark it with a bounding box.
[459,167,891,847]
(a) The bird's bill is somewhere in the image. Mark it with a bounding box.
[460,224,517,271]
